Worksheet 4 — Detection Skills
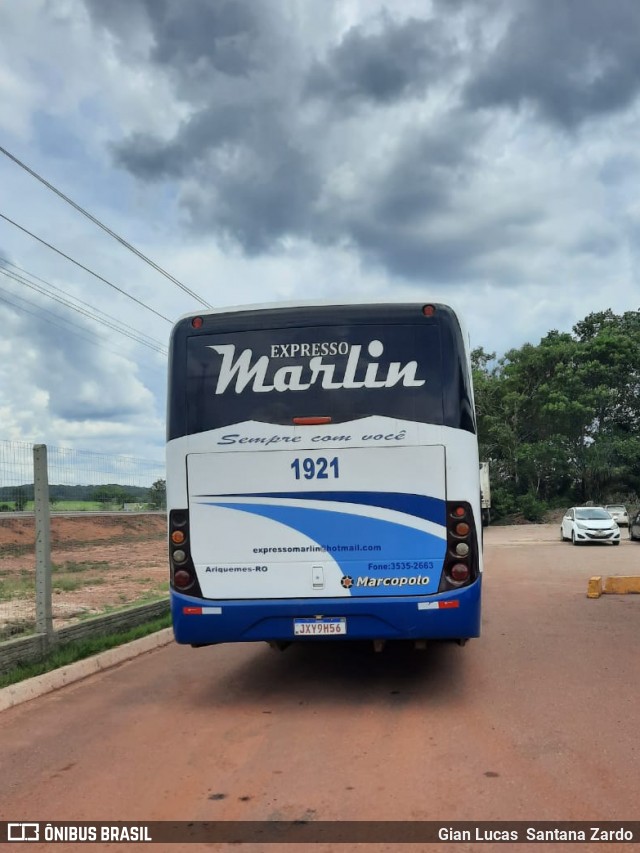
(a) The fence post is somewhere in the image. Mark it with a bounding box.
[34,444,53,640]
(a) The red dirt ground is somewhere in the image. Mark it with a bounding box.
[0,514,167,633]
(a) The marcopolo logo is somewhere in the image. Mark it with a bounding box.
[208,340,426,395]
[356,575,431,588]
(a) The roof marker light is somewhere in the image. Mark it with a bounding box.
[191,316,203,329]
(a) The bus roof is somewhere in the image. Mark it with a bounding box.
[174,298,466,323]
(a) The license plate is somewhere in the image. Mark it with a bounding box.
[293,617,347,636]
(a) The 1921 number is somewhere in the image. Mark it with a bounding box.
[291,457,340,480]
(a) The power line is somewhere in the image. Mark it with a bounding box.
[0,265,168,355]
[0,212,172,323]
[0,284,110,348]
[0,287,161,363]
[0,256,168,352]
[0,143,212,309]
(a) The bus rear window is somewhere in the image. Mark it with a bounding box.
[185,323,445,431]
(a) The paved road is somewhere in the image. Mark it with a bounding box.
[1,526,638,851]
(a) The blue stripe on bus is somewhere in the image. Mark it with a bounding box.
[205,501,445,597]
[196,491,446,526]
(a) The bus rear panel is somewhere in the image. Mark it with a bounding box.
[167,303,482,646]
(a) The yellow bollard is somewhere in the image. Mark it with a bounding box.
[603,576,640,595]
[587,577,603,598]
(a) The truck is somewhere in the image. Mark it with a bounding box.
[480,462,491,527]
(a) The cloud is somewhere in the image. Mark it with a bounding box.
[0,291,159,450]
[113,103,320,253]
[96,2,486,272]
[465,0,640,128]
[84,0,280,91]
[85,0,319,252]
[1,0,638,479]
[305,16,453,106]
[78,0,640,298]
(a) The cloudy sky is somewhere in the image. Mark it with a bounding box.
[1,0,639,469]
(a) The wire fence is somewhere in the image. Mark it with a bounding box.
[0,439,166,512]
[0,441,167,645]
[0,440,33,513]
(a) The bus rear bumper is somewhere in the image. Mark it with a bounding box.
[170,579,481,645]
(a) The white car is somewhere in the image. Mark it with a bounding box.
[561,507,620,546]
[604,504,629,526]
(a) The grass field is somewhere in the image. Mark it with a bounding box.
[50,501,105,511]
[0,501,153,512]
[0,612,172,688]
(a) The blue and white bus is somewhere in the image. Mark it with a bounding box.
[166,302,482,648]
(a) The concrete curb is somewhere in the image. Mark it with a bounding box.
[0,628,174,713]
[587,576,640,598]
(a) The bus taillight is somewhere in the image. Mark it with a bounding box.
[440,500,478,592]
[173,570,193,589]
[169,509,201,595]
[450,563,470,583]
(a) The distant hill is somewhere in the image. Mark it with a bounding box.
[0,484,152,501]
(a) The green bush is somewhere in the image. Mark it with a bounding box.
[490,486,519,520]
[518,493,547,522]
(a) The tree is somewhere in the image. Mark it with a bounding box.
[14,486,27,511]
[90,485,136,508]
[472,308,640,518]
[148,479,166,510]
